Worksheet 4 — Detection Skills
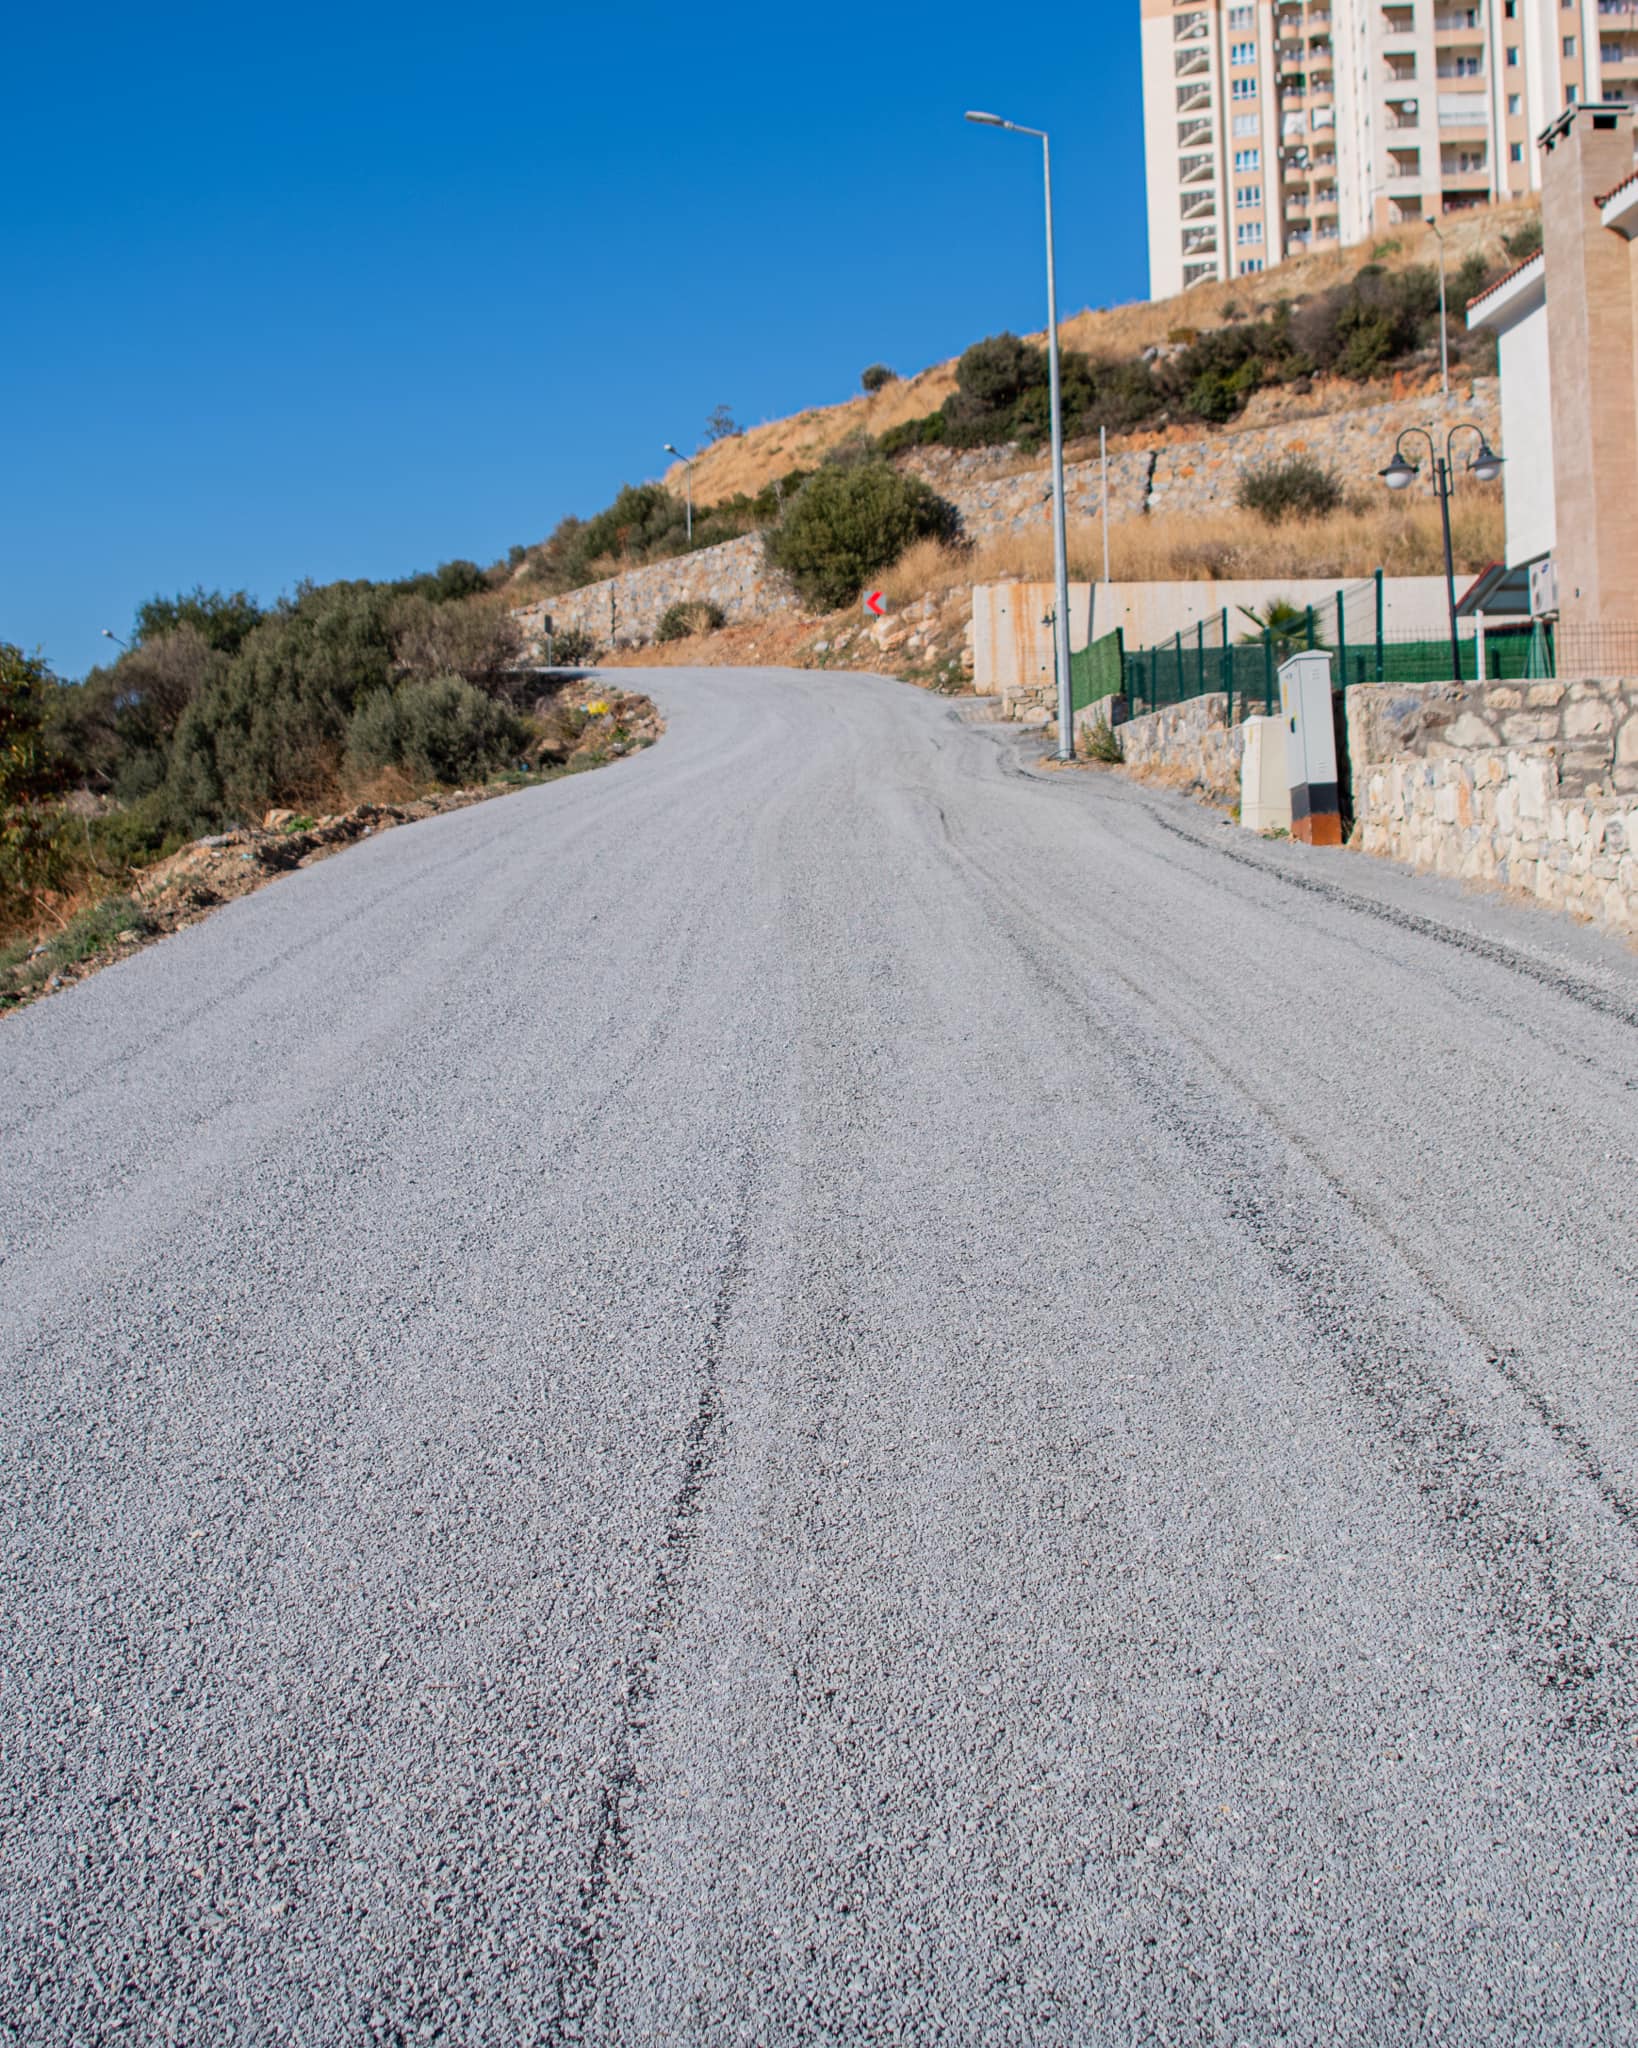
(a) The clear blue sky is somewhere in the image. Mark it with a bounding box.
[6,1,1148,679]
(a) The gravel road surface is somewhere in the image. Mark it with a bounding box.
[3,665,1637,2044]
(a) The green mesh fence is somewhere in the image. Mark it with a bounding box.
[1120,572,1558,717]
[1069,629,1125,712]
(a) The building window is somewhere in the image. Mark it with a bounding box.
[1563,33,1576,53]
[1505,0,1516,12]
[1506,43,1519,63]
[1233,111,1261,134]
[1568,80,1579,99]
[1238,257,1265,273]
[1236,220,1265,243]
[1230,39,1257,62]
[1236,183,1263,205]
[1231,75,1259,96]
[1228,4,1253,24]
[1510,139,1523,158]
[1234,147,1262,168]
[1508,92,1521,112]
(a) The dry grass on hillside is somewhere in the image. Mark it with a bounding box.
[666,196,1538,510]
[878,493,1504,599]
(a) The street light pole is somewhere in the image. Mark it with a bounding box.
[966,109,1074,761]
[663,442,694,545]
[1380,423,1503,682]
[1430,221,1450,403]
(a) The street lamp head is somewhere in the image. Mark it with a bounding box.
[965,110,1007,126]
[1469,441,1504,483]
[1380,452,1418,491]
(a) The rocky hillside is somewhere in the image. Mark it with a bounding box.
[659,197,1537,510]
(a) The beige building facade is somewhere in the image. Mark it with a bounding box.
[1467,102,1638,630]
[1143,0,1638,296]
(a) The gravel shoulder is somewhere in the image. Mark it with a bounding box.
[2,666,1636,2043]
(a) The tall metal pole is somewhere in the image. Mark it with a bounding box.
[684,461,693,546]
[1041,132,1074,761]
[1431,222,1450,403]
[1435,453,1461,681]
[1100,425,1111,585]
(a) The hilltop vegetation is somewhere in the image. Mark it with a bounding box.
[508,201,1537,606]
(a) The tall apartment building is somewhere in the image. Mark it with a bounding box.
[1141,0,1638,295]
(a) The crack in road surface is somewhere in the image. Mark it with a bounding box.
[4,665,1638,2044]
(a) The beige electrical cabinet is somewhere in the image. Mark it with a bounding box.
[1239,717,1291,834]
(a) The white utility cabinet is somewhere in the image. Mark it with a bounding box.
[1240,716,1292,833]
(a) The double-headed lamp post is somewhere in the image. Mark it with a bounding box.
[1380,423,1503,683]
[663,442,694,545]
[966,109,1074,761]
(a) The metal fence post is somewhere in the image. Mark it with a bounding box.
[1336,590,1347,690]
[1375,567,1384,683]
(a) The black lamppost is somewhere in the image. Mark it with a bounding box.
[1380,423,1504,683]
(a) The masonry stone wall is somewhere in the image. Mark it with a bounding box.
[513,533,799,650]
[1114,694,1246,806]
[1348,678,1638,935]
[901,382,1500,542]
[512,382,1500,650]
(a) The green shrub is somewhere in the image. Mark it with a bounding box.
[1236,455,1344,525]
[861,364,897,393]
[766,463,960,611]
[347,675,526,785]
[391,559,492,605]
[654,600,727,642]
[1083,717,1124,764]
[166,580,399,829]
[544,623,601,667]
[134,587,263,656]
[1,893,157,1005]
[1503,215,1542,263]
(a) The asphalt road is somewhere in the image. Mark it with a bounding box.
[3,665,1638,2045]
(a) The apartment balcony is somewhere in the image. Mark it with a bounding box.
[1177,117,1214,147]
[1182,227,1220,255]
[1435,62,1486,80]
[1180,188,1218,220]
[1179,152,1216,184]
[1176,80,1213,112]
[1441,158,1490,179]
[1382,5,1416,29]
[1173,11,1208,38]
[1437,96,1490,125]
[1311,103,1336,125]
[1434,9,1485,31]
[1175,46,1212,77]
[1183,262,1219,286]
[1384,60,1419,81]
[1602,41,1638,63]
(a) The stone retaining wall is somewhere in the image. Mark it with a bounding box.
[902,382,1500,543]
[1115,694,1245,805]
[513,533,799,650]
[1348,679,1638,935]
[512,384,1500,650]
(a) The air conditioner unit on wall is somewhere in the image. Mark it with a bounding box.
[1529,556,1559,619]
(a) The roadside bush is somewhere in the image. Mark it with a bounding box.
[1237,455,1344,525]
[544,623,601,667]
[388,593,525,693]
[1504,215,1543,263]
[654,600,727,642]
[861,364,898,393]
[165,580,399,829]
[391,558,492,605]
[1,643,69,930]
[767,463,960,611]
[347,675,526,785]
[134,587,264,656]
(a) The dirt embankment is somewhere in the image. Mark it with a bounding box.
[3,690,662,1015]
